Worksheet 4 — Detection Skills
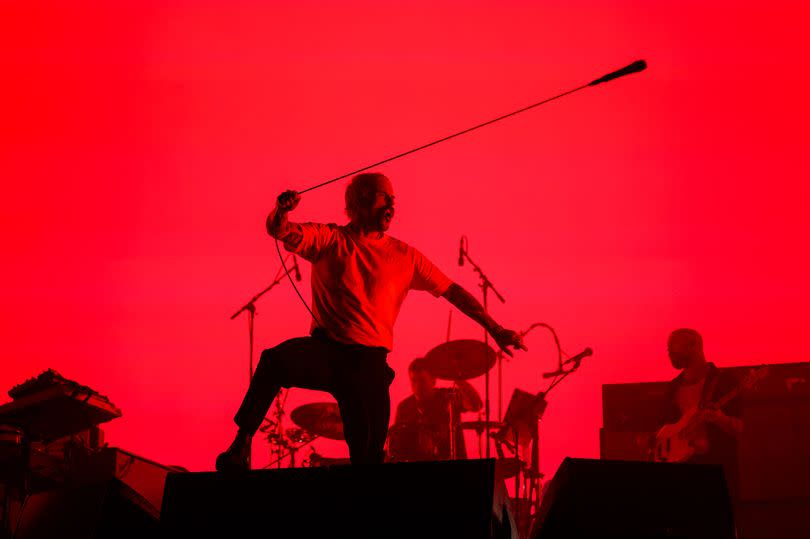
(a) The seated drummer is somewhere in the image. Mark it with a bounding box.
[390,358,482,461]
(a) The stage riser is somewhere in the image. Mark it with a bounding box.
[161,459,500,538]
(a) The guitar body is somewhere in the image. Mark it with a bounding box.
[654,408,705,462]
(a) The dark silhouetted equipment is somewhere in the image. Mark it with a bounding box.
[531,458,734,539]
[162,459,504,538]
[303,450,351,468]
[12,479,158,539]
[461,420,506,431]
[542,347,593,378]
[458,236,467,266]
[69,447,184,516]
[492,388,547,537]
[0,370,183,536]
[0,370,121,442]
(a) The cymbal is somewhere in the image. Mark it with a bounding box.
[290,402,344,440]
[423,339,497,380]
[460,420,506,431]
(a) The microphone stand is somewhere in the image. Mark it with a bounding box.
[523,354,588,519]
[497,322,590,535]
[529,325,592,529]
[230,255,298,468]
[460,247,505,460]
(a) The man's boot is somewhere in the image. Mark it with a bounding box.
[215,429,252,472]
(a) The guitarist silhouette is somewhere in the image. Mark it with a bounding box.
[654,328,744,497]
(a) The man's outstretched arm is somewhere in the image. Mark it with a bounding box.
[441,283,528,356]
[266,190,304,247]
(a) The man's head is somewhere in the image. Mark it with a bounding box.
[408,357,436,400]
[667,328,705,370]
[345,172,395,233]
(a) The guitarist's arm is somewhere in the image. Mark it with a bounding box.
[704,408,743,438]
[704,368,748,438]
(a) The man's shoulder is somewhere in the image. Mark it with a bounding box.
[397,394,418,410]
[383,233,414,254]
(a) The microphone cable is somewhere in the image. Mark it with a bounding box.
[273,60,647,324]
[275,238,323,328]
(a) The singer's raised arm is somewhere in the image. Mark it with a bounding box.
[266,190,304,248]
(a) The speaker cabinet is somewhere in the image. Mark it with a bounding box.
[12,480,158,539]
[532,458,734,539]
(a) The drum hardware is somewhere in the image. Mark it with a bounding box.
[260,401,343,470]
[304,449,351,468]
[495,457,526,479]
[260,387,295,469]
[284,427,311,445]
[460,421,506,432]
[386,422,441,462]
[289,403,344,440]
[426,322,496,460]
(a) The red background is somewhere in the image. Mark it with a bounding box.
[2,1,808,476]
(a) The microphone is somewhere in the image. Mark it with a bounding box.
[565,347,593,365]
[458,236,465,267]
[588,60,647,87]
[542,347,593,378]
[292,255,302,282]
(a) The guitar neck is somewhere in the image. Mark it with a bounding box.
[712,386,741,409]
[708,367,765,410]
